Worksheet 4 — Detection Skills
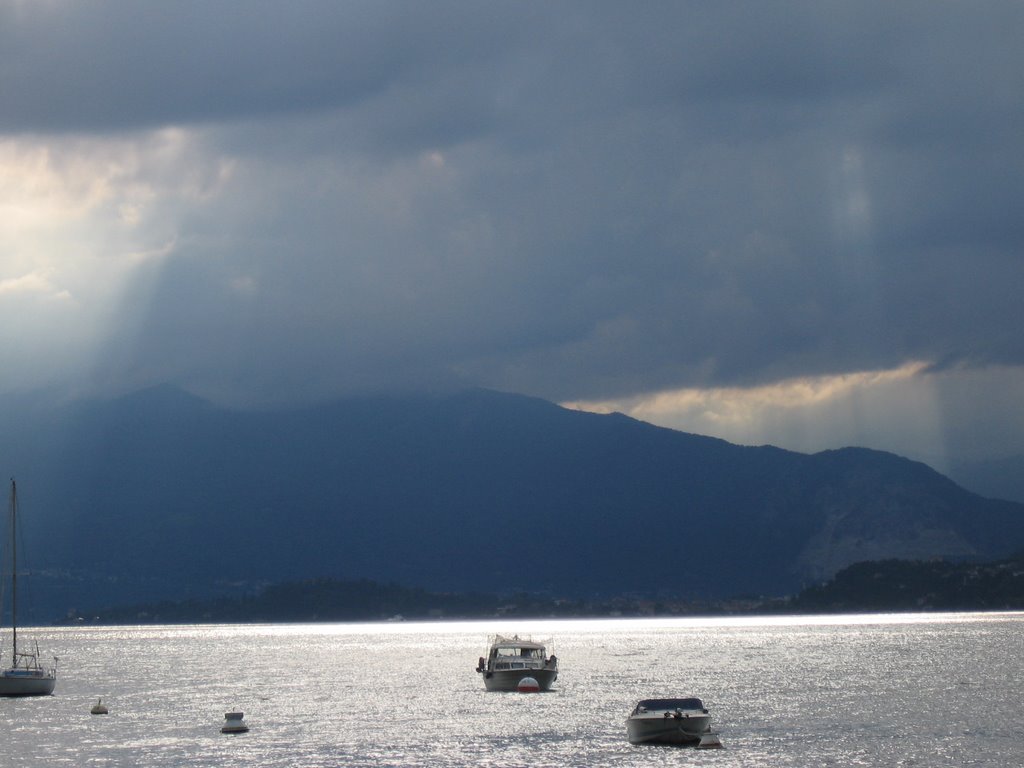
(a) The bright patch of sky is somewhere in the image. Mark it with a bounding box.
[566,362,1024,471]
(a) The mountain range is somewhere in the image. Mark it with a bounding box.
[1,385,1023,621]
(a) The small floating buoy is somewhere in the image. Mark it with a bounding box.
[221,711,249,734]
[90,698,109,715]
[697,731,724,749]
[517,676,540,693]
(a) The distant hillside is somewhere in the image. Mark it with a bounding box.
[66,555,1024,625]
[66,578,499,625]
[61,577,695,625]
[788,557,1024,613]
[2,386,1023,620]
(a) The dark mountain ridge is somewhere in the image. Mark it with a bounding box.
[2,386,1023,621]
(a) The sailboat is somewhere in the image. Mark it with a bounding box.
[0,479,56,696]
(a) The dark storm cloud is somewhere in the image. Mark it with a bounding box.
[3,1,1023,409]
[0,1,519,134]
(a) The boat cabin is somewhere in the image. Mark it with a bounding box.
[480,635,556,672]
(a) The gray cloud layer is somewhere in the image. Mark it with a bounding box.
[2,1,1023,414]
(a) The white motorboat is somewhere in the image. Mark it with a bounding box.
[626,697,712,745]
[221,711,249,733]
[0,480,57,697]
[475,634,558,692]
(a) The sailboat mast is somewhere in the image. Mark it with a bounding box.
[9,479,16,661]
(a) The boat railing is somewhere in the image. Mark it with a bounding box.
[492,659,547,671]
[13,650,42,669]
[11,646,55,675]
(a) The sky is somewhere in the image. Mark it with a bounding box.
[1,1,1022,472]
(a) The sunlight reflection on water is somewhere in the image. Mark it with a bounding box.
[2,613,1023,766]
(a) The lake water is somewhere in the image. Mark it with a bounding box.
[2,612,1023,766]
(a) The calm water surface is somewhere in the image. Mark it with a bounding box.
[2,613,1023,766]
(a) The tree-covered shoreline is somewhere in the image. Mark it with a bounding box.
[59,554,1024,625]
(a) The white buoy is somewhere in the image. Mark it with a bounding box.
[90,698,109,715]
[517,676,540,693]
[697,731,723,749]
[221,711,249,733]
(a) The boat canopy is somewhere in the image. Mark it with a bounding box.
[490,635,548,652]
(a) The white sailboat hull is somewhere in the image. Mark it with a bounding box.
[1,479,58,697]
[0,670,56,696]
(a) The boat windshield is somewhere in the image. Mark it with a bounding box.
[494,646,545,658]
[635,698,704,711]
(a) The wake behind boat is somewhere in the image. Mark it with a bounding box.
[626,697,712,745]
[0,479,56,697]
[475,634,558,692]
